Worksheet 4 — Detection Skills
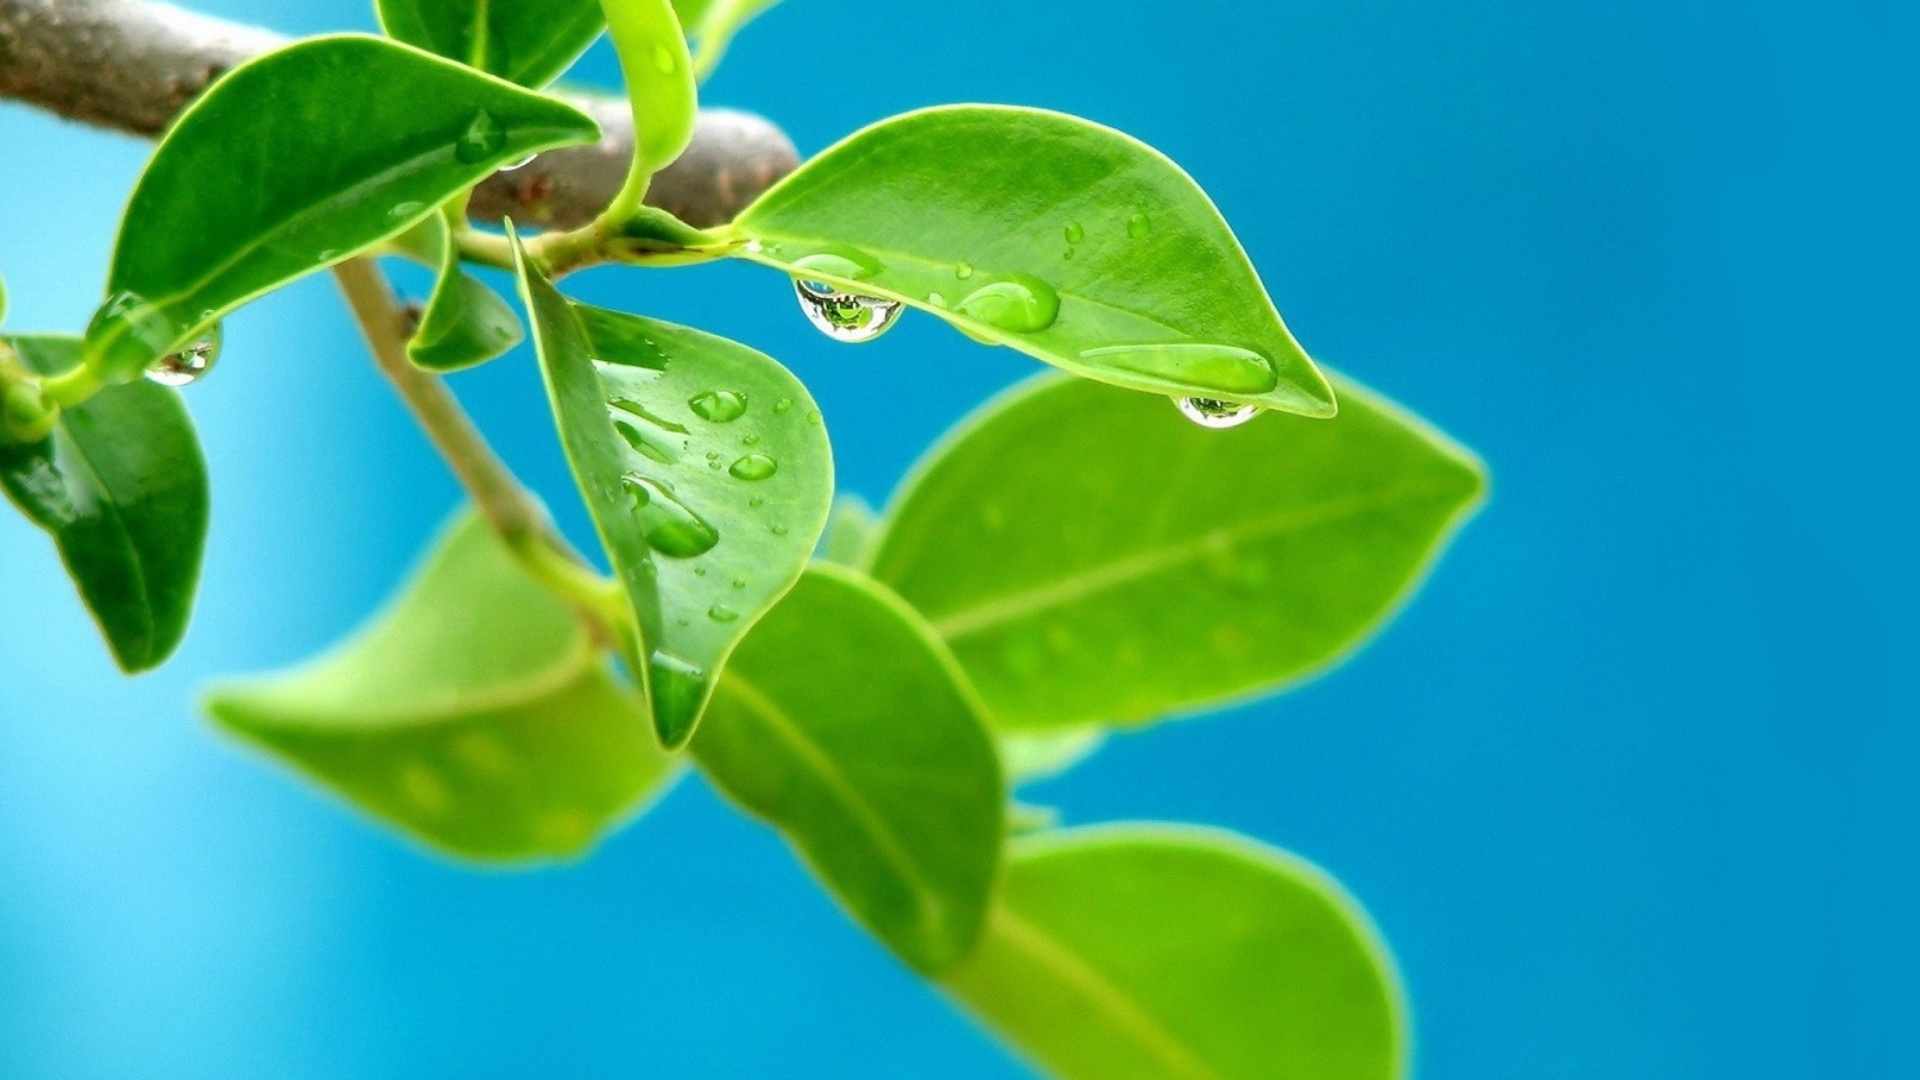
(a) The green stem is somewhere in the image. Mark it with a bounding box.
[41,363,105,408]
[330,256,630,643]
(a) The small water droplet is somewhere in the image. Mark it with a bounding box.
[1062,248,1076,260]
[927,291,948,307]
[455,108,507,164]
[953,274,1060,333]
[610,397,690,434]
[770,524,789,537]
[729,453,778,480]
[793,279,903,343]
[499,154,536,172]
[651,42,678,73]
[742,434,761,447]
[693,566,708,577]
[1082,343,1278,395]
[1176,397,1263,428]
[146,325,222,387]
[621,474,720,557]
[1127,211,1152,239]
[805,410,822,426]
[955,262,974,280]
[616,420,678,464]
[732,577,747,589]
[748,496,765,508]
[387,200,426,221]
[676,617,691,627]
[708,604,739,623]
[1064,221,1085,244]
[773,398,794,414]
[688,390,748,422]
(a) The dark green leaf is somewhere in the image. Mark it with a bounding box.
[729,106,1335,417]
[378,0,605,86]
[944,826,1407,1080]
[817,493,879,567]
[407,214,525,372]
[601,0,697,178]
[206,513,675,862]
[869,373,1485,731]
[89,35,598,380]
[514,234,833,748]
[0,335,207,672]
[693,565,1003,972]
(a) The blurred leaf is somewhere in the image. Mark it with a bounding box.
[869,373,1485,730]
[89,35,597,379]
[0,335,207,672]
[206,513,675,862]
[1007,802,1060,834]
[600,0,697,177]
[515,234,833,747]
[407,214,525,372]
[730,106,1334,417]
[693,565,1003,972]
[674,0,784,79]
[1002,727,1107,786]
[378,0,605,86]
[945,825,1407,1080]
[0,271,8,327]
[817,494,878,566]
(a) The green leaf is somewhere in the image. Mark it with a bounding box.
[0,335,207,672]
[87,35,598,381]
[693,565,1003,973]
[729,106,1335,417]
[377,0,605,86]
[407,214,525,372]
[206,513,676,862]
[944,826,1407,1080]
[869,373,1485,731]
[1002,727,1107,786]
[0,271,8,327]
[600,0,697,179]
[817,493,879,567]
[514,233,833,748]
[673,0,784,79]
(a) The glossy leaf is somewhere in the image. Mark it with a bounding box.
[90,35,598,379]
[673,0,784,78]
[730,106,1335,417]
[407,214,525,372]
[601,0,697,178]
[693,565,1003,972]
[515,234,833,748]
[377,0,605,86]
[869,373,1485,730]
[206,513,676,862]
[1002,727,1107,786]
[0,335,207,672]
[944,826,1407,1080]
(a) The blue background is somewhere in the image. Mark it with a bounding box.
[0,1,1896,1076]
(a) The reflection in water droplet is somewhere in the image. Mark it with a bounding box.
[146,324,222,387]
[1081,343,1278,395]
[1064,222,1085,244]
[622,473,720,557]
[708,604,739,623]
[953,274,1060,333]
[793,279,903,343]
[616,421,678,464]
[729,453,778,480]
[688,390,748,422]
[455,109,507,164]
[1127,212,1152,238]
[1176,396,1264,428]
[955,262,974,280]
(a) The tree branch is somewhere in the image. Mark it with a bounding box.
[0,0,798,228]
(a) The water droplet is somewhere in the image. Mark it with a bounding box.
[773,398,794,414]
[1127,211,1152,239]
[955,262,975,280]
[742,434,761,447]
[145,324,222,387]
[688,390,748,422]
[748,496,765,508]
[85,291,187,383]
[805,410,822,426]
[927,291,948,308]
[1081,343,1278,395]
[387,200,426,221]
[455,109,507,164]
[610,397,690,434]
[499,154,536,172]
[693,566,707,577]
[652,42,678,73]
[770,524,789,537]
[953,274,1060,333]
[729,453,778,480]
[708,604,739,623]
[615,420,678,464]
[705,450,721,461]
[1176,397,1263,428]
[731,577,747,589]
[1062,248,1076,261]
[1064,221,1085,244]
[621,474,720,557]
[793,278,903,343]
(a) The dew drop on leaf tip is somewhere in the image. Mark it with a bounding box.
[1175,397,1263,429]
[146,325,222,387]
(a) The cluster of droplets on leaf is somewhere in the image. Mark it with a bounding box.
[1175,397,1263,429]
[146,324,223,388]
[788,252,902,343]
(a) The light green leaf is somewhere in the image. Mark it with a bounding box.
[944,825,1407,1080]
[730,106,1335,417]
[673,0,784,80]
[407,214,525,372]
[87,35,598,381]
[817,493,879,567]
[206,513,676,862]
[514,232,833,748]
[378,0,605,86]
[0,335,207,672]
[869,372,1485,731]
[1002,727,1108,786]
[693,565,1003,973]
[0,271,8,327]
[600,0,697,180]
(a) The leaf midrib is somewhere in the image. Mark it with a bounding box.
[53,423,157,662]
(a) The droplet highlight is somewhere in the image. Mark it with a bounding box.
[953,274,1060,333]
[1064,222,1085,244]
[1175,397,1264,429]
[1127,212,1152,239]
[708,604,739,623]
[146,324,222,387]
[793,279,903,343]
